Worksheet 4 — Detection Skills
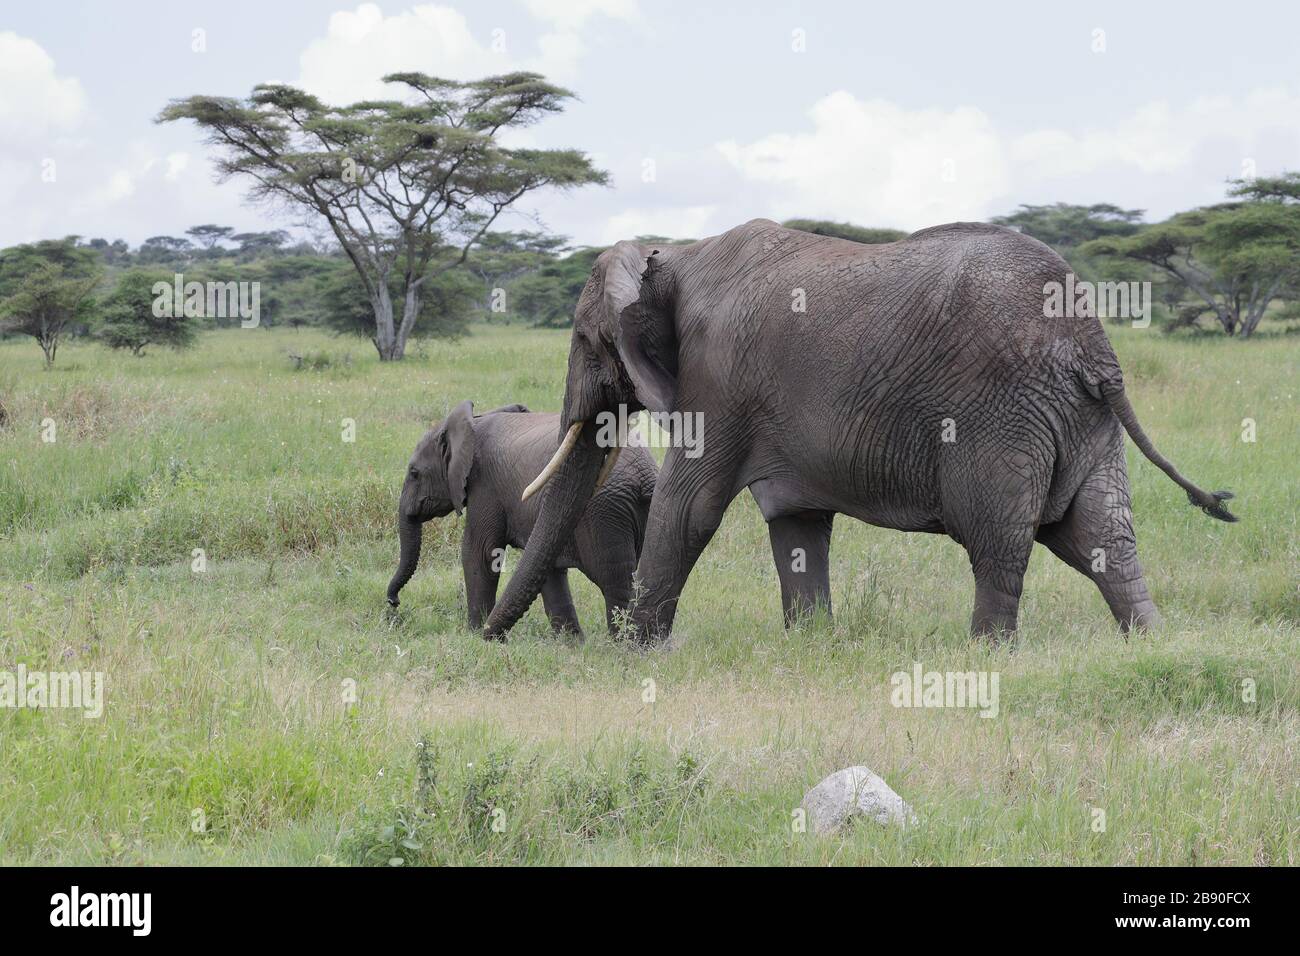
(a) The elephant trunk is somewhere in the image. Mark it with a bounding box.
[483,427,603,639]
[387,513,423,606]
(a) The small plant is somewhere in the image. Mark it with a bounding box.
[340,738,709,865]
[415,736,438,812]
[287,349,353,372]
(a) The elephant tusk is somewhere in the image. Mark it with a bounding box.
[594,445,622,490]
[522,422,584,501]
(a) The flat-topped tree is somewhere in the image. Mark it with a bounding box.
[138,236,195,266]
[1082,177,1300,337]
[230,231,291,259]
[989,203,1144,248]
[159,72,607,360]
[781,219,907,245]
[186,224,235,251]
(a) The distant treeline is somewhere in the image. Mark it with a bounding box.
[2,178,1298,367]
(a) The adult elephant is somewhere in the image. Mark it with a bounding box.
[485,220,1235,643]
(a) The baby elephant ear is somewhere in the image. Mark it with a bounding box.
[444,400,476,515]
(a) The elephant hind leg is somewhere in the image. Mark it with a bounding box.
[1036,469,1159,632]
[767,511,834,626]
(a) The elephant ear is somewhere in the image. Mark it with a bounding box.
[610,246,678,416]
[444,400,476,515]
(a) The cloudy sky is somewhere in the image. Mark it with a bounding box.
[3,0,1298,249]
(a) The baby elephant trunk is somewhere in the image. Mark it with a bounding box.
[386,512,423,606]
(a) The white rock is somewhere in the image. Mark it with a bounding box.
[801,766,917,835]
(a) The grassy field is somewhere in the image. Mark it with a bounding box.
[0,323,1295,865]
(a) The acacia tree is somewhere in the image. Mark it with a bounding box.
[990,203,1144,248]
[315,259,478,341]
[1083,176,1300,337]
[160,72,607,360]
[138,236,195,266]
[511,246,604,327]
[0,263,98,367]
[0,240,100,368]
[782,219,907,244]
[186,224,235,251]
[465,230,570,319]
[230,230,291,260]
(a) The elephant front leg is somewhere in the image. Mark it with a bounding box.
[629,448,736,644]
[767,511,834,626]
[540,569,583,637]
[462,535,503,631]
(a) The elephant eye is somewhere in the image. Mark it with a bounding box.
[409,468,419,480]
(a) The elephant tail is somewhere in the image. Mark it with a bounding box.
[1096,377,1238,522]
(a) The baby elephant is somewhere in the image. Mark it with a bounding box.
[386,401,656,635]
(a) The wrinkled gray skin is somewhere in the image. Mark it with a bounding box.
[485,220,1236,644]
[387,401,657,634]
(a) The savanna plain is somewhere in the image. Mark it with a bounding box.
[0,324,1295,865]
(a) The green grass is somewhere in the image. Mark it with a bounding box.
[0,324,1296,865]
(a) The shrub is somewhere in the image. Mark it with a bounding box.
[98,269,197,356]
[341,737,709,865]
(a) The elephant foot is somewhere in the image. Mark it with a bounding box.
[969,575,1024,643]
[783,601,833,629]
[623,612,673,647]
[970,624,1017,646]
[549,620,584,639]
[614,623,668,646]
[969,608,1018,644]
[1115,600,1161,634]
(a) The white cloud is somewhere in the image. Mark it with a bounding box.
[0,33,88,241]
[0,4,648,247]
[296,1,641,103]
[164,152,190,182]
[1009,87,1300,180]
[298,5,497,102]
[716,87,1300,231]
[4,10,1297,251]
[601,205,718,243]
[0,32,87,138]
[716,92,1010,230]
[93,169,136,204]
[522,0,641,30]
